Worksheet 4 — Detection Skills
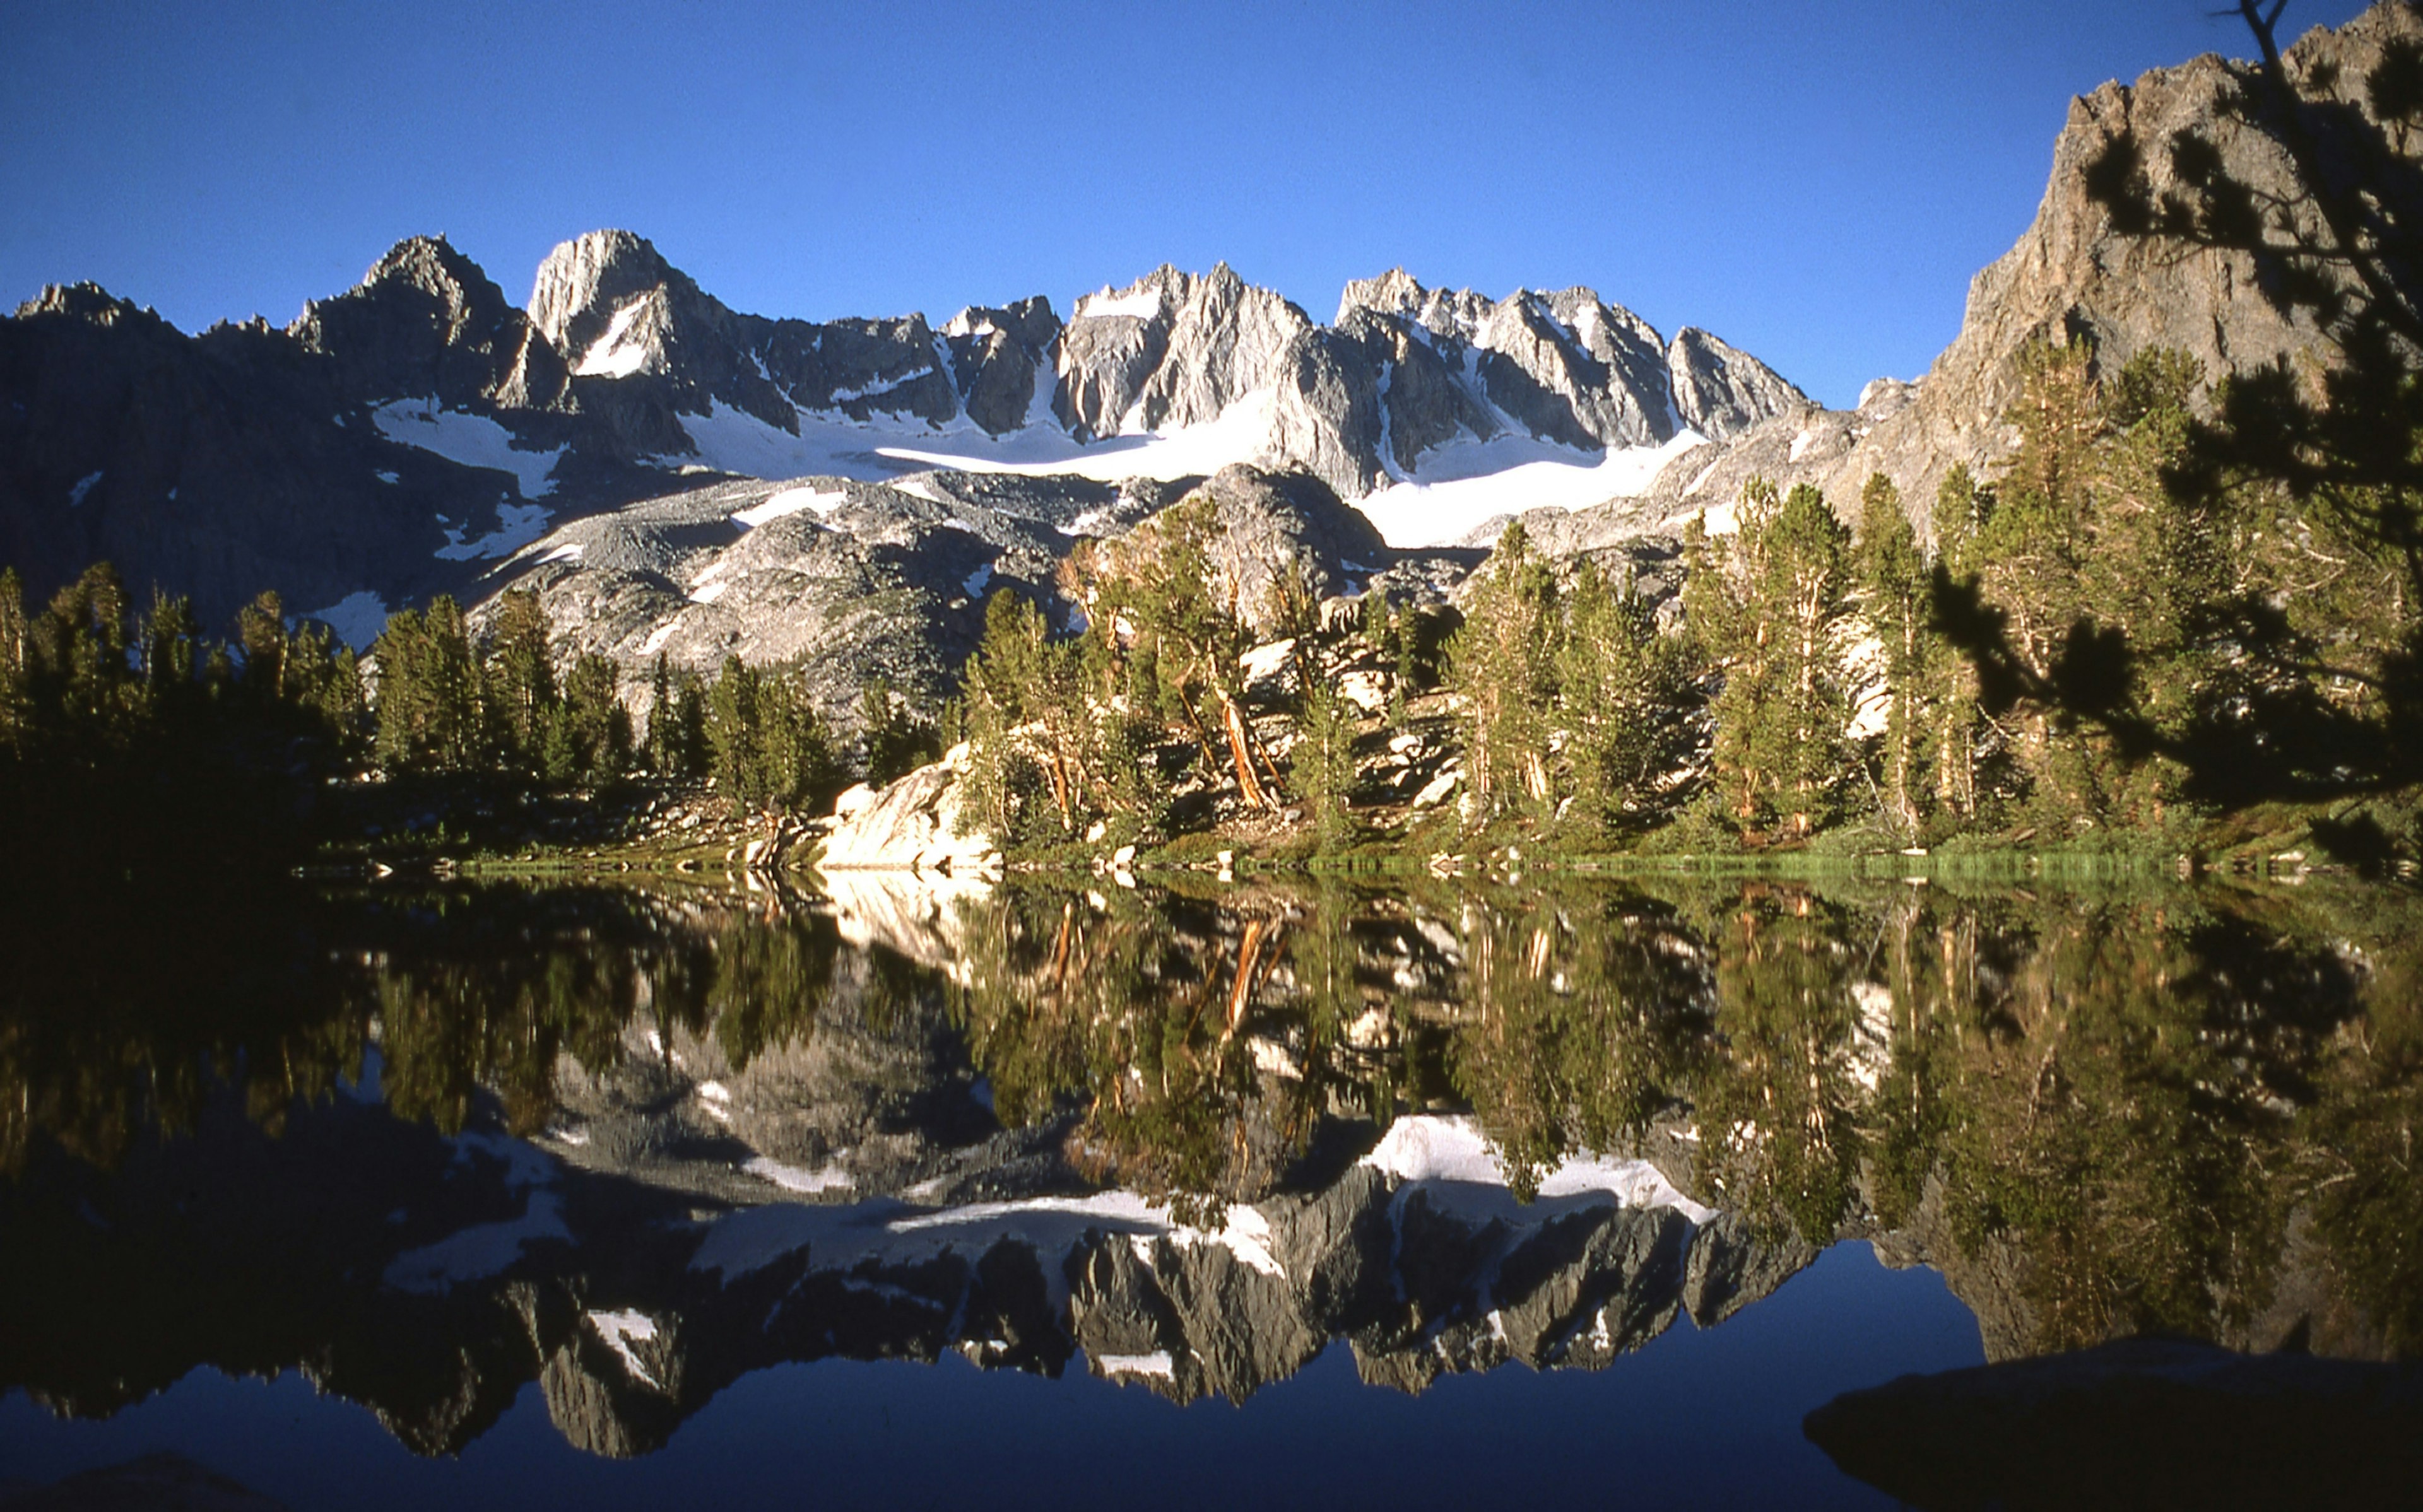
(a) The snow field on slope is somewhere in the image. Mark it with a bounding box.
[668,391,1291,489]
[370,398,565,498]
[663,399,1704,550]
[1356,431,1706,548]
[731,484,849,527]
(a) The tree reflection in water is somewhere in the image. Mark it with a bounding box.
[936,872,2417,1361]
[1,867,2417,1462]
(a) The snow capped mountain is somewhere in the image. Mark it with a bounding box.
[486,232,1806,525]
[0,223,1810,703]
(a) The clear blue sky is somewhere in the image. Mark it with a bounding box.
[0,0,2376,409]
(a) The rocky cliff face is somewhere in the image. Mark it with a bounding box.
[1640,2,2423,540]
[0,279,553,632]
[1328,269,1803,484]
[292,235,569,413]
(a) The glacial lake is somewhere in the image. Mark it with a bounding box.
[3,869,2417,1508]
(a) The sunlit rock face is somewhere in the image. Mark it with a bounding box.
[1615,2,2423,548]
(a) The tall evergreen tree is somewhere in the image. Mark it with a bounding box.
[1446,520,1561,826]
[1292,671,1358,847]
[859,677,936,785]
[372,595,481,773]
[0,568,27,753]
[1930,463,1991,820]
[233,590,288,703]
[644,653,674,770]
[1858,474,1930,836]
[1557,557,1691,834]
[485,589,557,770]
[559,652,632,782]
[1693,481,1855,836]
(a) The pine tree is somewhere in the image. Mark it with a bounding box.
[707,654,764,808]
[1975,339,2111,828]
[0,567,27,753]
[643,653,676,773]
[139,590,203,705]
[372,595,480,772]
[1695,481,1855,836]
[1930,463,1991,819]
[859,677,935,784]
[757,669,835,812]
[485,589,557,770]
[1097,496,1276,812]
[560,652,632,782]
[1446,520,1560,826]
[962,591,1073,840]
[32,563,137,740]
[1292,671,1357,847]
[1557,557,1689,834]
[1858,474,1930,836]
[670,679,709,778]
[233,590,289,703]
[1361,594,1413,726]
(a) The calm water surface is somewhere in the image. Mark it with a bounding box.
[1,870,2416,1508]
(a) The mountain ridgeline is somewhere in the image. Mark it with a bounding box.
[0,224,1800,632]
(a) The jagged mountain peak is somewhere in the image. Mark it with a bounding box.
[1070,261,1292,325]
[290,231,563,410]
[14,281,163,330]
[1666,325,1808,438]
[357,233,488,295]
[943,295,1060,347]
[1335,267,1426,324]
[1071,263,1189,320]
[528,228,700,353]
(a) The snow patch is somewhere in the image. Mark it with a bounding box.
[67,471,102,507]
[1846,981,1896,1093]
[1360,1114,1714,1224]
[962,562,993,599]
[1094,1351,1174,1380]
[688,578,730,606]
[435,502,553,561]
[587,1309,661,1386]
[371,399,563,498]
[638,619,680,657]
[690,1186,1287,1287]
[1075,288,1166,320]
[303,590,391,652]
[536,541,584,565]
[733,485,848,528]
[575,300,653,378]
[1357,431,1704,549]
[744,1156,852,1194]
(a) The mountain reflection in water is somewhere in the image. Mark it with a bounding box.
[1,870,2418,1506]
